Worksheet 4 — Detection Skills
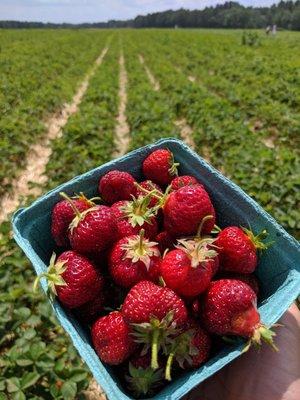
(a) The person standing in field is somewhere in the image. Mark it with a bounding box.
[272,24,277,35]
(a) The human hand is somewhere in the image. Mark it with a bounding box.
[186,304,300,400]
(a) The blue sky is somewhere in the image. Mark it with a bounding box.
[0,0,279,23]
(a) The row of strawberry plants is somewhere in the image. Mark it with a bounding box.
[123,36,180,150]
[130,32,299,238]
[135,30,299,146]
[0,29,111,197]
[162,29,299,110]
[45,42,119,190]
[0,41,120,400]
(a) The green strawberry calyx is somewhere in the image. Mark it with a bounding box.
[135,182,172,211]
[126,363,164,397]
[120,193,158,228]
[131,311,178,370]
[72,192,101,206]
[168,152,180,177]
[244,323,279,353]
[60,191,99,233]
[176,237,218,268]
[33,253,67,297]
[164,329,198,381]
[121,229,160,270]
[243,227,272,251]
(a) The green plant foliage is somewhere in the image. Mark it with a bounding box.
[0,222,90,399]
[128,29,300,238]
[0,29,299,400]
[45,41,119,189]
[0,29,111,197]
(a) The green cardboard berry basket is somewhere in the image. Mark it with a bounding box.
[12,138,300,400]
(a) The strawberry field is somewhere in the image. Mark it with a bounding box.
[0,29,299,399]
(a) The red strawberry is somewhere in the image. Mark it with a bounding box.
[136,180,162,207]
[164,184,215,237]
[122,281,188,369]
[201,279,277,350]
[91,311,136,365]
[34,251,104,309]
[164,318,211,380]
[108,230,161,288]
[69,205,118,255]
[160,238,218,298]
[156,231,175,253]
[111,198,158,240]
[218,272,260,295]
[170,175,199,191]
[51,193,93,247]
[216,227,269,274]
[73,291,106,324]
[143,149,179,186]
[98,170,137,204]
[126,353,164,397]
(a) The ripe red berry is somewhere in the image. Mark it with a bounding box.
[164,184,215,237]
[201,279,277,350]
[143,149,179,186]
[91,311,136,365]
[122,281,188,370]
[108,231,161,288]
[216,227,268,274]
[69,205,118,255]
[170,175,199,191]
[218,272,260,295]
[122,280,187,326]
[111,199,158,240]
[51,194,92,247]
[160,238,218,297]
[34,251,104,309]
[98,170,137,204]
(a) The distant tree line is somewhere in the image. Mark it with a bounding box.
[1,1,300,30]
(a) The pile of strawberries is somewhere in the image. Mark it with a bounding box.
[36,148,276,397]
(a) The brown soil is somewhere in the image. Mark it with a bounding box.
[112,53,130,158]
[82,379,107,400]
[202,145,212,163]
[0,47,108,224]
[262,136,276,149]
[174,119,195,149]
[138,54,160,91]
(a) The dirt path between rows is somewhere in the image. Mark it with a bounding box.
[0,47,108,225]
[139,56,195,149]
[112,53,130,158]
[174,119,195,150]
[83,379,107,400]
[138,54,160,91]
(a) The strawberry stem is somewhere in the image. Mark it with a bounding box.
[212,224,222,233]
[165,352,174,381]
[196,215,214,237]
[135,183,162,200]
[151,329,160,370]
[60,192,81,218]
[138,229,145,253]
